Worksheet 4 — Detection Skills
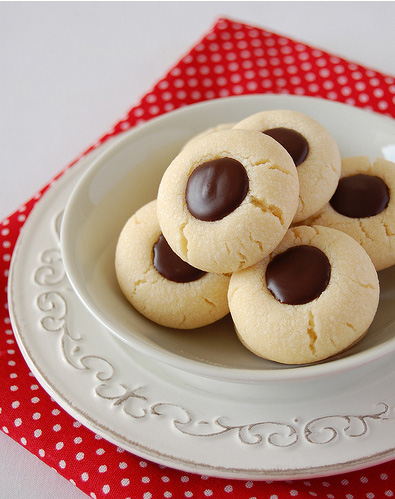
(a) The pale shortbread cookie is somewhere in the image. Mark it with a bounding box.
[233,110,341,223]
[157,128,299,274]
[115,200,230,329]
[304,156,395,271]
[228,225,379,365]
[182,122,235,150]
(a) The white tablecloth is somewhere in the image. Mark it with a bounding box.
[1,2,395,497]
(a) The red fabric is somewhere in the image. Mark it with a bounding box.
[2,17,395,499]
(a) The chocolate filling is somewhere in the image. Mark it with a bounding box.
[185,157,249,221]
[263,127,309,166]
[153,234,206,283]
[330,174,390,218]
[266,245,331,305]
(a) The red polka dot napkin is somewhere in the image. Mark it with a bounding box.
[2,17,395,499]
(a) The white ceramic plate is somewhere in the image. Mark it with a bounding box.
[61,95,395,383]
[8,152,395,479]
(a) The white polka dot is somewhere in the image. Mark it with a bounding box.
[224,485,233,492]
[196,54,207,63]
[74,437,82,444]
[14,418,22,427]
[143,493,152,499]
[119,461,127,469]
[34,429,42,437]
[218,88,230,97]
[11,401,20,409]
[53,424,61,432]
[245,481,254,488]
[381,474,389,480]
[319,68,331,78]
[164,103,175,112]
[327,91,338,100]
[378,101,389,110]
[276,78,287,88]
[170,67,181,77]
[341,86,352,97]
[76,452,84,461]
[2,426,9,434]
[185,493,193,498]
[366,493,375,499]
[385,492,394,498]
[102,485,110,494]
[56,442,64,450]
[345,97,356,106]
[290,491,299,497]
[121,478,130,486]
[119,122,130,131]
[39,449,45,457]
[352,71,364,80]
[32,412,41,420]
[176,90,187,100]
[59,460,66,469]
[30,384,39,391]
[31,397,40,403]
[158,79,169,90]
[308,83,319,93]
[149,105,160,115]
[99,465,107,473]
[204,491,213,497]
[146,93,157,103]
[358,93,370,103]
[81,472,89,482]
[232,85,244,94]
[356,81,366,91]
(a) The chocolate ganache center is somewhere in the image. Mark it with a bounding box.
[266,245,331,305]
[330,174,390,218]
[153,234,206,283]
[185,157,249,221]
[263,127,309,166]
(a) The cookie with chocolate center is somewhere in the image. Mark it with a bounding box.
[233,109,341,223]
[157,128,299,274]
[228,225,379,365]
[115,200,230,329]
[304,156,395,271]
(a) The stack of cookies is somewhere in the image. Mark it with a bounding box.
[115,109,395,365]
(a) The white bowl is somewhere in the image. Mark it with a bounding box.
[61,94,395,383]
